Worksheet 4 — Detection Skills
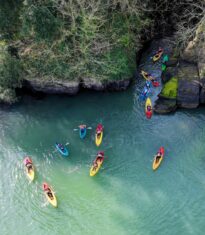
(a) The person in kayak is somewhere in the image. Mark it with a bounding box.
[43,184,54,200]
[93,151,104,171]
[25,158,33,173]
[96,124,103,139]
[57,143,64,151]
[155,152,162,163]
[146,81,151,89]
[79,124,86,129]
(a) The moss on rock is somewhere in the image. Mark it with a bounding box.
[160,77,178,99]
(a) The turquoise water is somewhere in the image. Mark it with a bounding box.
[1,88,205,235]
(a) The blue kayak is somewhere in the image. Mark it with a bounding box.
[55,143,69,157]
[139,87,150,101]
[79,127,87,139]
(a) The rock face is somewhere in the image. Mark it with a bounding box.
[199,78,205,104]
[23,77,131,95]
[23,79,80,95]
[176,62,200,108]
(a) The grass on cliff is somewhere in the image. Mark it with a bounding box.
[161,77,178,99]
[8,0,152,82]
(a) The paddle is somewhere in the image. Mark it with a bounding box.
[73,126,92,131]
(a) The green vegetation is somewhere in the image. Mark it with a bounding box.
[0,1,153,86]
[161,77,178,99]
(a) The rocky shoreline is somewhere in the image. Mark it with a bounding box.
[22,77,131,96]
[154,45,205,114]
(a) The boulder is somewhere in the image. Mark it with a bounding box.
[154,98,177,114]
[176,61,200,108]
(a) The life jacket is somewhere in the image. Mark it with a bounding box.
[96,124,103,132]
[146,111,152,119]
[24,157,32,166]
[43,183,50,191]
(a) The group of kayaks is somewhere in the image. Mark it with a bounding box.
[22,49,169,208]
[139,48,169,119]
[23,123,105,208]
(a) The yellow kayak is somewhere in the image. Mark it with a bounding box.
[141,70,155,81]
[95,124,103,146]
[153,49,163,62]
[152,147,165,170]
[90,152,104,177]
[145,98,153,119]
[43,183,57,208]
[24,157,35,181]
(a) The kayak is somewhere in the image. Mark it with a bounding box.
[161,64,166,71]
[162,55,169,63]
[162,55,169,71]
[152,80,160,87]
[141,70,155,81]
[145,98,152,119]
[55,143,69,157]
[95,124,103,146]
[90,152,104,176]
[43,183,57,208]
[152,147,165,170]
[79,127,87,139]
[139,87,150,101]
[24,157,35,181]
[153,48,164,62]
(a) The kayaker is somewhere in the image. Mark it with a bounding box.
[58,143,64,151]
[43,184,54,200]
[26,163,33,173]
[24,158,33,172]
[156,153,162,163]
[79,124,86,129]
[147,106,152,112]
[146,81,151,89]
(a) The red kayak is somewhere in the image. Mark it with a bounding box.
[152,81,160,87]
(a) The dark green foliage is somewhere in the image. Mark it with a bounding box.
[0,0,23,39]
[0,50,22,89]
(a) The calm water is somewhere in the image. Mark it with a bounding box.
[1,46,205,235]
